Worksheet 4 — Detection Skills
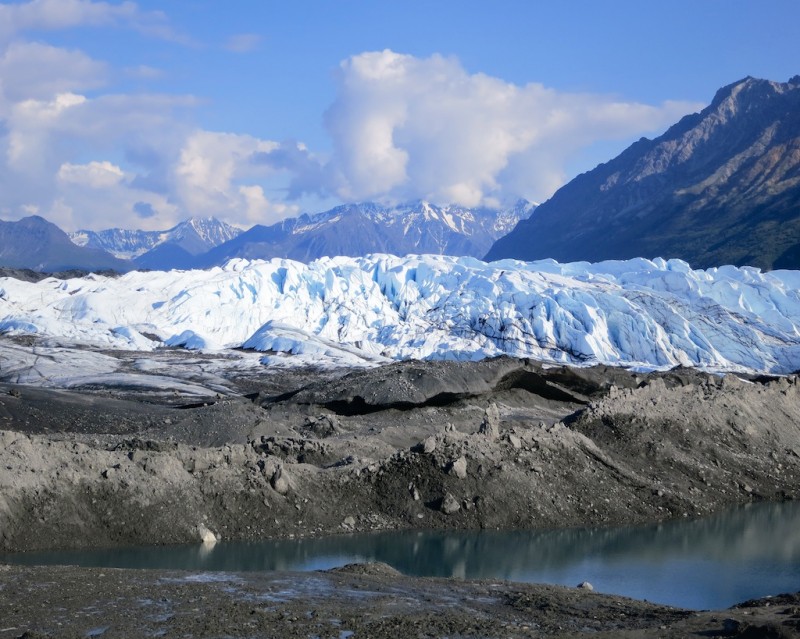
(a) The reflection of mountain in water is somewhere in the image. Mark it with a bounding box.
[209,501,800,577]
[4,501,800,608]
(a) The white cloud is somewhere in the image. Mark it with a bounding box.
[175,131,305,225]
[225,33,261,53]
[0,3,199,231]
[0,84,195,230]
[0,0,135,37]
[124,64,164,80]
[2,89,194,187]
[5,92,87,174]
[0,32,705,233]
[324,50,703,206]
[175,130,275,215]
[57,160,125,188]
[0,0,183,44]
[0,41,107,106]
[239,185,299,224]
[49,161,181,231]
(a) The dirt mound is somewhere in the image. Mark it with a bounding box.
[1,360,799,552]
[326,561,402,576]
[277,357,632,415]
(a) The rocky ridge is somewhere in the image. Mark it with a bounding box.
[487,75,800,270]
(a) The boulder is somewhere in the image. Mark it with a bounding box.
[197,524,219,545]
[441,492,461,515]
[270,466,290,495]
[422,436,437,454]
[450,456,468,479]
[479,403,500,441]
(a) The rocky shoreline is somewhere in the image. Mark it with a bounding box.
[1,354,799,636]
[1,562,799,638]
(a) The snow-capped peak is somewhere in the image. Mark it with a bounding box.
[70,217,242,260]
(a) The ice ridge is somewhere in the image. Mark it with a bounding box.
[1,255,799,373]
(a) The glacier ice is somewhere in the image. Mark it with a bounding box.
[1,254,799,374]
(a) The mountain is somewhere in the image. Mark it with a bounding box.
[1,255,799,373]
[0,216,130,273]
[70,217,242,269]
[486,76,800,270]
[195,200,535,267]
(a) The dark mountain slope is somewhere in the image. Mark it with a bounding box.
[0,216,130,272]
[486,76,800,270]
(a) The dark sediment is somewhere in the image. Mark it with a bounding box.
[1,354,799,637]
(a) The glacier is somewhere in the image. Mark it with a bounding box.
[1,254,799,374]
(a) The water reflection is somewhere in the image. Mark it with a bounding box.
[3,501,799,610]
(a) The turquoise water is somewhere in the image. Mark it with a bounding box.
[4,501,799,610]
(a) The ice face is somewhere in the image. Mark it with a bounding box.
[1,255,799,374]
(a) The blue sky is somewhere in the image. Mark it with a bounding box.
[0,0,798,231]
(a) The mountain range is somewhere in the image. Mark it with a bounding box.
[486,76,800,270]
[70,217,243,270]
[0,200,534,273]
[193,200,534,268]
[2,75,800,273]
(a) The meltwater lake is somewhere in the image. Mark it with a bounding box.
[4,500,800,610]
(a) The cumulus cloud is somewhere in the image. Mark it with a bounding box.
[57,160,124,188]
[174,130,301,224]
[0,76,296,229]
[251,141,329,201]
[4,92,87,182]
[50,157,180,231]
[324,50,703,206]
[0,88,195,214]
[0,41,107,105]
[0,74,196,230]
[0,19,704,233]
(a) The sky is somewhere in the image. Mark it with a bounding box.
[0,0,798,232]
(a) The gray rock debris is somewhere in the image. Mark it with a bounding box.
[303,415,341,438]
[441,492,461,515]
[479,402,500,441]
